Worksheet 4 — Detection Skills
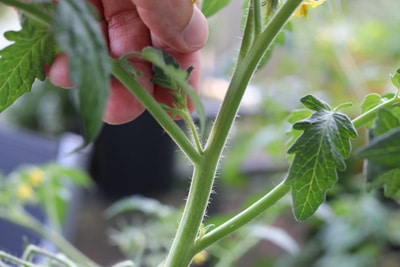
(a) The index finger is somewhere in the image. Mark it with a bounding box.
[132,0,208,53]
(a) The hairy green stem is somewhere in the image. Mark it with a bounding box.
[0,0,53,26]
[253,0,264,35]
[164,1,302,266]
[181,111,204,154]
[238,1,255,61]
[352,91,400,129]
[195,181,290,253]
[207,0,302,159]
[111,59,202,164]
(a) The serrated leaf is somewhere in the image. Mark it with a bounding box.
[372,109,400,137]
[202,0,231,17]
[286,109,312,156]
[140,47,205,136]
[358,128,400,167]
[0,17,55,112]
[52,0,110,144]
[300,94,331,111]
[285,101,357,220]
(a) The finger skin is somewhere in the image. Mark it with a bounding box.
[48,0,208,124]
[132,0,208,52]
[101,0,154,124]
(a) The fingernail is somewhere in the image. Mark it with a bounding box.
[183,6,208,51]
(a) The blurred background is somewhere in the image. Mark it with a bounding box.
[1,1,400,266]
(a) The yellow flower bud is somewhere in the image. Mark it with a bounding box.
[192,250,208,265]
[28,168,45,186]
[17,183,34,200]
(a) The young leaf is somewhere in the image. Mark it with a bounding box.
[201,0,231,18]
[285,96,357,220]
[52,0,111,144]
[358,128,400,168]
[140,47,205,135]
[300,94,331,111]
[0,17,55,112]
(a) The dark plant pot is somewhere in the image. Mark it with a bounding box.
[90,111,176,198]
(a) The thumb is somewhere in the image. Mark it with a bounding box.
[132,0,208,53]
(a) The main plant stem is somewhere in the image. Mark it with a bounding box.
[164,1,303,266]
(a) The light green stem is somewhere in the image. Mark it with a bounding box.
[238,0,255,61]
[181,111,204,154]
[195,181,290,253]
[163,1,302,266]
[111,59,202,164]
[253,0,264,35]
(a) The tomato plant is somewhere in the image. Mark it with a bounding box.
[1,0,400,266]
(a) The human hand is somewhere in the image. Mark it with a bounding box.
[48,0,208,124]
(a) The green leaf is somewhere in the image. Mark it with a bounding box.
[285,97,357,220]
[0,17,55,112]
[52,0,110,144]
[375,169,400,200]
[361,93,382,115]
[300,94,331,111]
[391,67,400,90]
[140,47,205,135]
[201,0,231,17]
[286,108,312,154]
[46,163,92,187]
[358,128,400,168]
[372,109,400,137]
[150,50,181,89]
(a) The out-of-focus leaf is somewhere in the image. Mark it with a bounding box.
[202,0,231,17]
[358,128,400,168]
[52,0,110,144]
[375,169,400,200]
[391,67,400,89]
[105,195,174,219]
[372,109,400,137]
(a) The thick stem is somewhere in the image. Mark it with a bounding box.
[111,59,202,164]
[164,1,302,266]
[194,181,290,253]
[206,0,303,173]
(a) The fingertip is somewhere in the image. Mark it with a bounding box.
[48,54,74,88]
[103,80,146,124]
[182,5,208,52]
[134,1,208,53]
